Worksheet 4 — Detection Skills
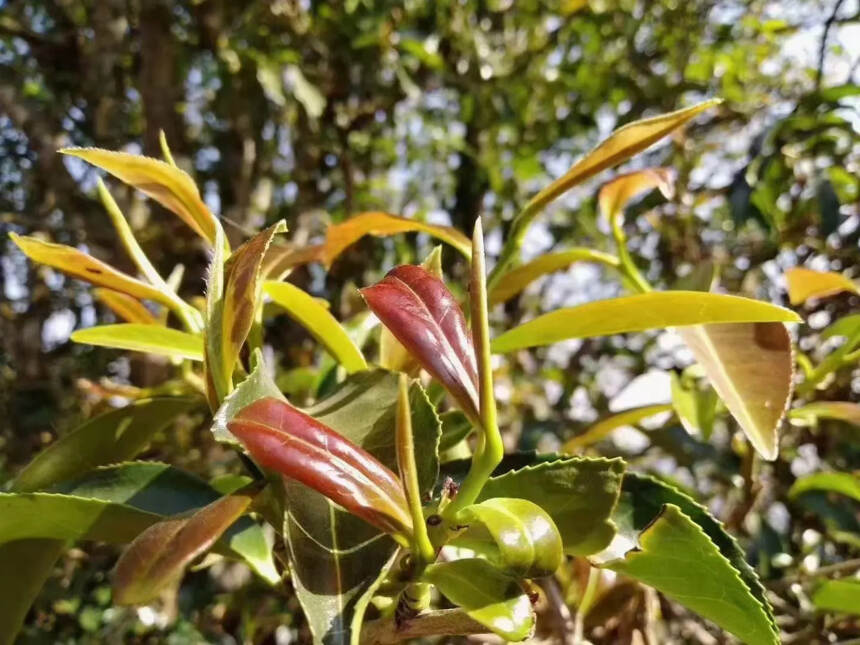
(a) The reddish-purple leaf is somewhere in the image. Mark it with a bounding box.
[361,265,479,421]
[228,397,412,537]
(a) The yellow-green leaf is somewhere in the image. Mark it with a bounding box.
[563,404,673,452]
[93,288,159,325]
[789,472,860,503]
[60,147,219,245]
[519,100,719,218]
[677,322,794,460]
[785,268,859,305]
[812,579,860,615]
[789,401,860,427]
[598,168,674,224]
[264,281,367,373]
[323,212,471,266]
[492,291,800,353]
[221,221,287,379]
[10,233,173,308]
[71,324,204,361]
[488,249,620,306]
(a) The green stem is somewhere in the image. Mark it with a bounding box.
[443,219,503,520]
[573,566,600,644]
[610,210,651,294]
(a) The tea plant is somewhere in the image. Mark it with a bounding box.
[5,101,811,644]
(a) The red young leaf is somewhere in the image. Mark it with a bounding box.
[228,397,412,537]
[361,265,479,421]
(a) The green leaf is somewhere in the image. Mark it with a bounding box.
[71,324,204,361]
[789,401,860,427]
[221,221,287,380]
[789,472,860,503]
[13,398,197,493]
[212,351,283,445]
[476,456,625,556]
[604,504,777,645]
[670,372,718,439]
[822,313,860,342]
[323,211,471,266]
[812,579,860,615]
[563,404,673,452]
[599,473,776,645]
[492,291,800,353]
[422,559,535,641]
[678,322,794,460]
[265,281,368,373]
[205,220,230,403]
[457,498,563,578]
[487,249,620,306]
[113,492,255,605]
[439,410,474,451]
[282,369,441,644]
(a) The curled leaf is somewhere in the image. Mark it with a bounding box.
[598,168,674,224]
[324,212,471,266]
[228,397,412,538]
[563,404,673,452]
[113,493,253,605]
[785,267,859,305]
[93,288,159,325]
[61,147,219,245]
[361,265,480,422]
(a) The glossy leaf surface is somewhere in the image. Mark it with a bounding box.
[518,100,718,217]
[229,397,412,537]
[678,321,794,460]
[265,281,367,373]
[71,324,204,361]
[457,498,563,577]
[220,221,287,378]
[487,249,620,306]
[785,267,858,305]
[423,558,535,641]
[61,148,219,244]
[10,233,173,307]
[563,404,673,452]
[789,472,860,503]
[477,456,625,556]
[362,265,479,421]
[323,211,471,266]
[211,352,283,445]
[492,291,800,353]
[113,493,253,605]
[13,398,196,493]
[93,288,159,324]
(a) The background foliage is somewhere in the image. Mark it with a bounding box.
[1,0,859,643]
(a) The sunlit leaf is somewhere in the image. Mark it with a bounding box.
[71,324,204,361]
[229,397,412,538]
[563,404,673,452]
[324,212,471,266]
[789,401,860,427]
[821,313,860,341]
[205,220,229,403]
[670,371,718,439]
[598,168,674,224]
[260,242,324,280]
[476,456,625,556]
[264,281,367,373]
[678,322,794,460]
[488,249,620,306]
[492,291,800,353]
[10,233,174,307]
[422,559,535,641]
[220,222,287,383]
[60,147,219,245]
[603,504,777,645]
[789,472,860,503]
[785,267,859,305]
[456,498,563,578]
[113,493,254,605]
[812,579,860,615]
[362,265,480,421]
[518,100,719,219]
[13,398,197,493]
[93,288,159,324]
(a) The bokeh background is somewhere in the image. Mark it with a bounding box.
[1,0,859,643]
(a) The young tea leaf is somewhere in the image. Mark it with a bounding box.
[563,404,673,452]
[789,401,860,427]
[785,267,859,305]
[93,288,159,324]
[789,472,860,503]
[71,324,204,361]
[598,168,674,225]
[812,579,860,615]
[492,291,800,353]
[361,265,480,422]
[670,371,718,439]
